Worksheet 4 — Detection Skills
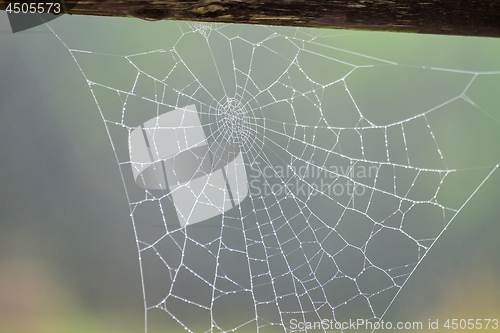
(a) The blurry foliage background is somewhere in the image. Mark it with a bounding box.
[0,12,499,333]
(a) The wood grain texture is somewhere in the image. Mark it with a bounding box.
[2,0,500,37]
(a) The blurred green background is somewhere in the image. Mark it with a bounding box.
[0,12,499,333]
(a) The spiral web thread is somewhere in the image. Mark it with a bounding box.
[49,21,500,332]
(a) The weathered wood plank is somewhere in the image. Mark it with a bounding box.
[2,0,500,37]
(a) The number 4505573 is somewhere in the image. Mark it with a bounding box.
[5,2,61,14]
[444,319,499,330]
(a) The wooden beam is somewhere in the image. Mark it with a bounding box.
[2,0,500,37]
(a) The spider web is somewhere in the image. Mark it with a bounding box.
[48,21,499,332]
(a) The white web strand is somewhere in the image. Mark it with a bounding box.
[47,21,500,333]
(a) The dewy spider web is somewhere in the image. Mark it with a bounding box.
[48,21,499,332]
